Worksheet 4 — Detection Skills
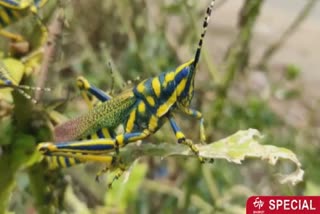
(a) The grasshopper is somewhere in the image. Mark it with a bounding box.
[38,0,216,185]
[0,0,48,42]
[0,0,50,103]
[0,49,50,103]
[44,76,127,184]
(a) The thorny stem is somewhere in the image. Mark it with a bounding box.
[35,9,64,100]
[30,9,67,213]
[256,0,318,70]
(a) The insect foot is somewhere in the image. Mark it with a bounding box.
[180,139,204,163]
[182,139,215,164]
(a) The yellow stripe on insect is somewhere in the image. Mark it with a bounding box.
[196,111,202,118]
[59,156,67,168]
[152,78,161,97]
[137,80,146,93]
[176,78,187,95]
[156,92,176,117]
[0,1,29,9]
[138,102,146,113]
[47,157,58,170]
[69,157,76,166]
[126,110,136,132]
[165,72,175,82]
[0,9,10,24]
[51,139,116,154]
[51,153,114,164]
[176,131,185,140]
[148,115,158,131]
[82,155,113,164]
[146,96,155,106]
[175,59,194,74]
[91,133,99,139]
[77,76,91,89]
[51,157,59,169]
[116,135,125,146]
[38,142,58,152]
[188,86,194,99]
[102,128,112,138]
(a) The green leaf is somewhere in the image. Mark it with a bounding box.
[119,129,304,186]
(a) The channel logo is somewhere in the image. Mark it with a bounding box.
[247,196,320,214]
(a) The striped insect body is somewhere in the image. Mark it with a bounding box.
[0,0,50,103]
[0,0,48,41]
[54,91,136,142]
[38,0,216,187]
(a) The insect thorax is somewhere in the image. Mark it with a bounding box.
[174,60,196,108]
[125,60,195,133]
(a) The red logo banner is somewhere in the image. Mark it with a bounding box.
[247,196,320,214]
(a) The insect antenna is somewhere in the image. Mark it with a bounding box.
[0,59,51,103]
[193,0,215,68]
[0,83,51,104]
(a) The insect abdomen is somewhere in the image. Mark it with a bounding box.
[54,94,137,142]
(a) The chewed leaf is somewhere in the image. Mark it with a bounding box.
[119,129,304,186]
[199,129,304,185]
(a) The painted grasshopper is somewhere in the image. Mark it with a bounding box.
[38,0,216,186]
[0,49,49,103]
[0,0,48,42]
[0,0,50,102]
[44,76,128,184]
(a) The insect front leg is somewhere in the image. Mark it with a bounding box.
[168,114,204,163]
[77,76,112,106]
[177,104,206,142]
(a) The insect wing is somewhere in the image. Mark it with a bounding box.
[54,90,136,142]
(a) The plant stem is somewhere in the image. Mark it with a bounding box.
[35,9,64,100]
[211,0,264,125]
